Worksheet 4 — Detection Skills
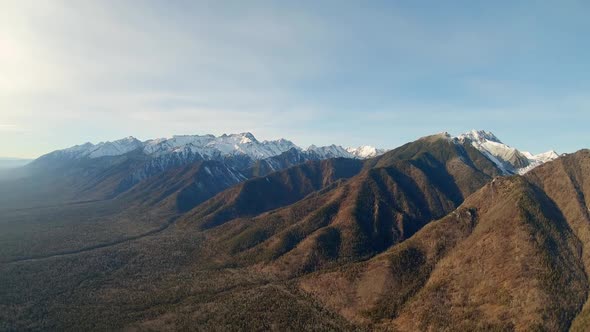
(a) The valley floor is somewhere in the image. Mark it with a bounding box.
[0,220,355,331]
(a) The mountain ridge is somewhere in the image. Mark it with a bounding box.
[7,129,558,212]
[37,132,387,163]
[25,129,558,179]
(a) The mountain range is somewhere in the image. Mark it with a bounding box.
[34,130,557,175]
[2,129,585,331]
[39,132,385,162]
[3,130,556,212]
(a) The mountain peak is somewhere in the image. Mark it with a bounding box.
[452,129,558,175]
[113,136,141,145]
[346,145,385,158]
[539,150,559,159]
[457,129,502,144]
[233,132,257,142]
[419,132,453,142]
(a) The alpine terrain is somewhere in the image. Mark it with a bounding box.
[2,129,587,332]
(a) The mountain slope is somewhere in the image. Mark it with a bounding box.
[301,175,586,330]
[524,149,590,331]
[120,160,247,213]
[181,158,364,230]
[182,133,503,277]
[299,150,590,330]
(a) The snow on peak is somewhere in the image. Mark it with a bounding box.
[454,130,558,175]
[305,144,387,159]
[306,144,353,159]
[419,132,454,142]
[517,150,559,174]
[346,145,386,158]
[49,132,304,162]
[239,132,257,142]
[220,132,258,144]
[144,133,297,160]
[45,132,385,162]
[457,130,502,144]
[532,150,559,162]
[57,136,143,159]
[88,136,143,158]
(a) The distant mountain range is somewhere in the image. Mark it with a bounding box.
[32,129,556,174]
[12,130,554,206]
[39,132,386,162]
[2,130,557,211]
[16,133,386,208]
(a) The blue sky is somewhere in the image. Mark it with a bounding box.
[1,0,589,158]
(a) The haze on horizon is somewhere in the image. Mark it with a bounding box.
[1,0,589,159]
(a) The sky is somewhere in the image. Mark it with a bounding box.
[1,0,589,158]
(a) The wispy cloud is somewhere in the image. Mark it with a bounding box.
[0,1,589,158]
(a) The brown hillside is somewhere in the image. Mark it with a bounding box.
[181,158,363,230]
[120,160,245,212]
[525,149,590,331]
[191,135,502,277]
[300,150,590,331]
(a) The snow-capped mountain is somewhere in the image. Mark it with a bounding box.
[346,145,387,159]
[47,133,385,162]
[305,144,388,159]
[56,133,299,161]
[19,129,560,212]
[518,150,560,174]
[35,130,555,177]
[305,144,355,159]
[51,137,144,160]
[33,133,386,189]
[522,150,560,163]
[455,130,558,174]
[143,133,299,160]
